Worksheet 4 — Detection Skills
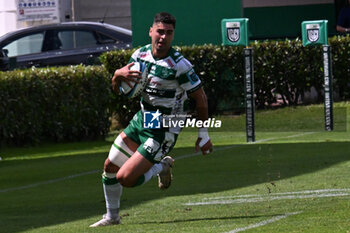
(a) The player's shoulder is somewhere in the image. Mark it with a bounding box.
[139,44,152,52]
[131,44,152,62]
[132,44,151,56]
[168,47,184,63]
[169,47,193,72]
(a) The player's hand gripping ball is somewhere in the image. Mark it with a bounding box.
[120,62,148,98]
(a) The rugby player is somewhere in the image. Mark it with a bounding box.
[90,12,213,227]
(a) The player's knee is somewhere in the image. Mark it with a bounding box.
[116,172,135,187]
[104,159,119,173]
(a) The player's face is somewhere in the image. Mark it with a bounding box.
[149,22,174,58]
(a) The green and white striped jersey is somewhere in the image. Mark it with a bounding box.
[129,44,202,115]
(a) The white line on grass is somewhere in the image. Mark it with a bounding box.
[227,212,301,233]
[254,132,315,143]
[0,170,100,193]
[184,188,350,206]
[185,192,350,205]
[204,188,350,200]
[0,132,315,193]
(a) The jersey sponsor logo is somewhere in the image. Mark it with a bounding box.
[149,65,175,79]
[166,58,175,67]
[186,69,199,84]
[143,138,160,155]
[149,78,162,86]
[145,87,175,98]
[139,52,148,58]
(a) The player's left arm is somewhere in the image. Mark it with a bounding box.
[188,87,213,155]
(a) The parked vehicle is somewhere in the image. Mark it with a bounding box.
[0,21,132,70]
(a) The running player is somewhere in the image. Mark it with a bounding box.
[90,12,213,227]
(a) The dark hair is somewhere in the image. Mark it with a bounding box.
[153,12,176,28]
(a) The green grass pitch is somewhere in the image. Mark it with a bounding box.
[0,103,349,232]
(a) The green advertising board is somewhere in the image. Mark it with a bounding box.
[221,18,249,46]
[301,20,328,46]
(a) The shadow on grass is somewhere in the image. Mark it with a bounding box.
[0,141,350,232]
[138,213,279,225]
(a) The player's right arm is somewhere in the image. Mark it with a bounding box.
[112,62,143,93]
[111,48,144,93]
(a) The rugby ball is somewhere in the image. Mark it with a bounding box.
[120,62,148,98]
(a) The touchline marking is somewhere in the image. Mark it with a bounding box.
[254,132,315,143]
[185,193,349,205]
[184,188,350,206]
[227,212,301,233]
[0,132,314,193]
[204,188,350,200]
[0,170,100,193]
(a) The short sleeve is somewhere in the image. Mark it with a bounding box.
[176,58,202,93]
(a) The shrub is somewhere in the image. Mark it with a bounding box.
[0,65,111,145]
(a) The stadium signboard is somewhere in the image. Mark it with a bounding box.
[301,20,328,46]
[221,18,249,47]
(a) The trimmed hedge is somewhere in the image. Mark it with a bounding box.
[102,36,350,118]
[0,65,111,145]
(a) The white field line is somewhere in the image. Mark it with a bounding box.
[0,132,315,194]
[0,170,100,193]
[254,132,315,143]
[184,188,350,206]
[227,212,301,233]
[204,188,350,200]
